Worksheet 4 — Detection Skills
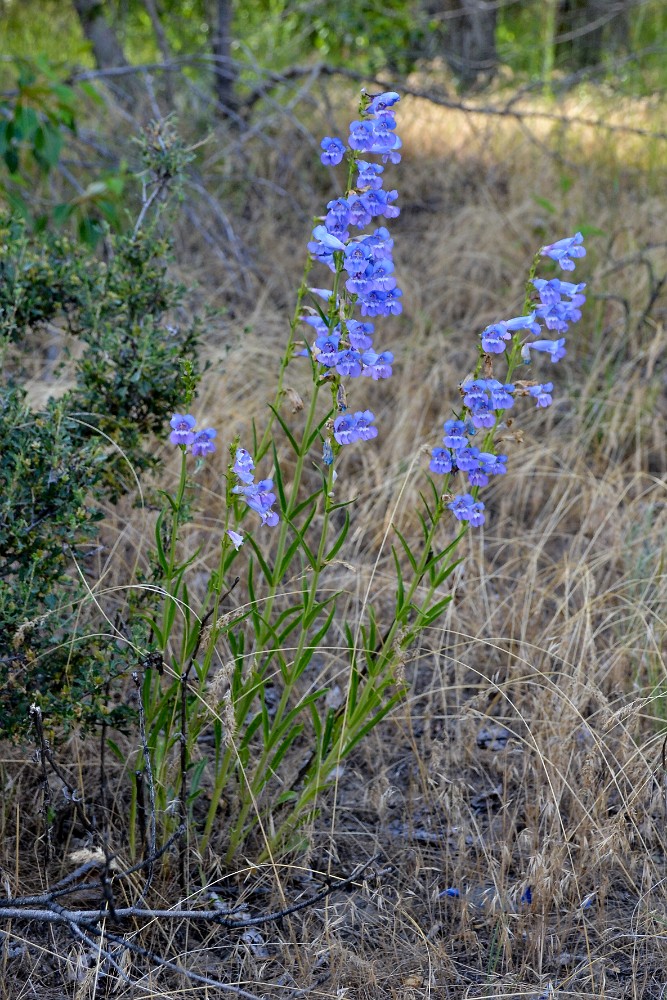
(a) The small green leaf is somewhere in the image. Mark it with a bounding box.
[393,525,418,572]
[532,195,556,215]
[267,404,299,455]
[79,80,105,106]
[324,509,350,563]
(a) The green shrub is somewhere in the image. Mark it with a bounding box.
[0,218,202,737]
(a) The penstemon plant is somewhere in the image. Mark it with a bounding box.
[135,90,587,863]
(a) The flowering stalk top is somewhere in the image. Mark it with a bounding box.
[429,234,587,526]
[301,90,403,464]
[169,413,217,456]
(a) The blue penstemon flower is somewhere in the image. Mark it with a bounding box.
[429,234,587,525]
[540,232,586,271]
[231,447,280,528]
[170,413,217,454]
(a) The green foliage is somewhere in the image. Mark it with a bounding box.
[497,0,667,92]
[0,58,76,175]
[0,216,203,738]
[0,58,127,244]
[235,0,421,76]
[0,2,90,73]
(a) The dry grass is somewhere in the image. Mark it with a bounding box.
[2,83,667,999]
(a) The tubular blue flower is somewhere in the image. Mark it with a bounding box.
[463,378,515,414]
[367,259,396,291]
[309,287,334,302]
[469,402,496,430]
[461,380,487,408]
[335,349,363,378]
[505,313,542,336]
[310,224,346,252]
[367,91,400,115]
[356,160,384,190]
[361,350,393,379]
[191,427,217,457]
[233,448,255,484]
[467,468,489,487]
[481,322,510,354]
[381,190,400,219]
[369,116,398,152]
[454,446,481,473]
[359,289,388,317]
[325,196,351,228]
[346,320,374,350]
[533,277,586,306]
[383,287,403,315]
[235,479,280,527]
[322,440,334,465]
[366,227,394,258]
[353,410,378,440]
[429,447,454,475]
[487,380,515,410]
[345,272,373,296]
[333,413,358,445]
[344,242,373,275]
[537,298,584,332]
[320,137,346,166]
[314,335,341,367]
[541,232,586,271]
[479,452,507,476]
[522,338,567,363]
[232,450,280,527]
[227,529,244,550]
[448,493,485,526]
[308,225,347,270]
[346,194,373,228]
[297,325,341,361]
[348,119,376,151]
[381,135,402,163]
[528,382,554,407]
[360,189,389,219]
[442,420,469,451]
[169,413,196,446]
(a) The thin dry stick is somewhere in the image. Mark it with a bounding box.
[132,671,157,898]
[0,853,380,926]
[67,58,667,141]
[177,605,214,896]
[0,857,379,998]
[29,704,53,866]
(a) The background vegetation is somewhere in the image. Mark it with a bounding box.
[1,1,666,997]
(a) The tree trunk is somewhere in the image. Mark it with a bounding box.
[556,0,631,71]
[437,0,498,89]
[210,0,238,117]
[72,0,129,71]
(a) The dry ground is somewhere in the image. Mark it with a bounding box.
[2,81,667,999]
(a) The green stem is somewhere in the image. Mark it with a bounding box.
[255,259,313,461]
[159,447,188,647]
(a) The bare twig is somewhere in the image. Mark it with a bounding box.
[67,919,131,984]
[132,671,157,898]
[0,855,380,998]
[133,178,169,236]
[29,704,53,866]
[0,854,380,927]
[66,57,667,142]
